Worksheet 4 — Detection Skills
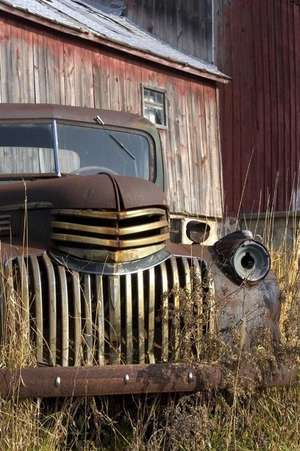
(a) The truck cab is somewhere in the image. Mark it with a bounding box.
[0,104,280,397]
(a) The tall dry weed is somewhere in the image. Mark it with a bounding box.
[0,215,298,449]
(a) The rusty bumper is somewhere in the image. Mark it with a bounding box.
[0,363,298,398]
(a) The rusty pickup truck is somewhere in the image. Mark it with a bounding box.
[0,104,283,397]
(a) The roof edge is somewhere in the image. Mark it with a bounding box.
[0,2,230,84]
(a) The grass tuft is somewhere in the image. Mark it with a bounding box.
[0,229,299,450]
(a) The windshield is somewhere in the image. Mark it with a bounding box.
[57,124,152,179]
[0,121,153,180]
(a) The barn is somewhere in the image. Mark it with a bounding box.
[0,0,230,245]
[1,0,299,246]
[215,0,300,246]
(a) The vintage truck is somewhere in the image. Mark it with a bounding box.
[0,103,282,397]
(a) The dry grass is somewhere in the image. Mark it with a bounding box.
[0,228,299,450]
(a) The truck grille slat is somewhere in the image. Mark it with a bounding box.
[72,271,82,366]
[137,271,145,363]
[160,261,169,362]
[30,256,43,363]
[43,254,57,366]
[95,275,105,365]
[58,266,69,367]
[108,275,121,364]
[51,231,169,249]
[55,243,165,264]
[83,274,93,365]
[52,208,166,220]
[170,257,180,361]
[3,261,14,339]
[125,274,133,363]
[147,267,155,364]
[3,254,213,366]
[51,208,170,263]
[0,214,11,237]
[192,258,203,356]
[16,257,30,338]
[52,218,168,237]
[182,257,191,294]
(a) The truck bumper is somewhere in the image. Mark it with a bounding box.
[0,363,298,398]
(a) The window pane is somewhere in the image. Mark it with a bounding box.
[143,88,166,126]
[0,123,55,174]
[144,89,164,105]
[144,105,164,126]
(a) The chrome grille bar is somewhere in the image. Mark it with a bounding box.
[125,274,133,363]
[96,275,104,365]
[52,218,168,236]
[109,275,121,364]
[30,256,43,363]
[137,271,145,363]
[147,267,155,364]
[43,254,57,366]
[83,274,93,365]
[52,207,166,220]
[72,271,82,366]
[2,260,14,339]
[192,258,203,357]
[0,214,11,237]
[170,257,180,361]
[58,266,69,367]
[182,257,191,295]
[17,257,30,338]
[160,261,169,362]
[51,207,170,263]
[51,231,169,249]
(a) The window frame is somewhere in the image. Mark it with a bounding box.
[141,85,168,129]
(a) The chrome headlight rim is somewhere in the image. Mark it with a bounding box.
[214,230,271,285]
[230,239,270,284]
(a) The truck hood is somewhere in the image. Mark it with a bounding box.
[0,174,167,211]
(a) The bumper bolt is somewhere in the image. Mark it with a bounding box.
[55,376,61,387]
[188,371,194,383]
[124,374,130,384]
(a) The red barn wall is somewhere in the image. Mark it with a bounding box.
[216,0,300,216]
[0,13,223,218]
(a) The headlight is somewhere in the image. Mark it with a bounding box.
[214,231,270,284]
[186,220,210,244]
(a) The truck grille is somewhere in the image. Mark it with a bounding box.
[2,254,214,367]
[51,208,169,263]
[0,214,11,238]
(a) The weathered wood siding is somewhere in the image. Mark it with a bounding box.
[216,0,300,215]
[126,0,213,63]
[0,15,223,218]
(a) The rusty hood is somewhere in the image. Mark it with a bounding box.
[0,174,167,211]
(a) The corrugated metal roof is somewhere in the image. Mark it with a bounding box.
[0,0,228,82]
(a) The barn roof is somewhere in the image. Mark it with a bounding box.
[0,0,229,83]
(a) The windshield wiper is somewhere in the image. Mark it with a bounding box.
[95,115,137,173]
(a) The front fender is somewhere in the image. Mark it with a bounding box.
[166,241,281,346]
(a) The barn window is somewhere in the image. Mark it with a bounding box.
[142,87,167,127]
